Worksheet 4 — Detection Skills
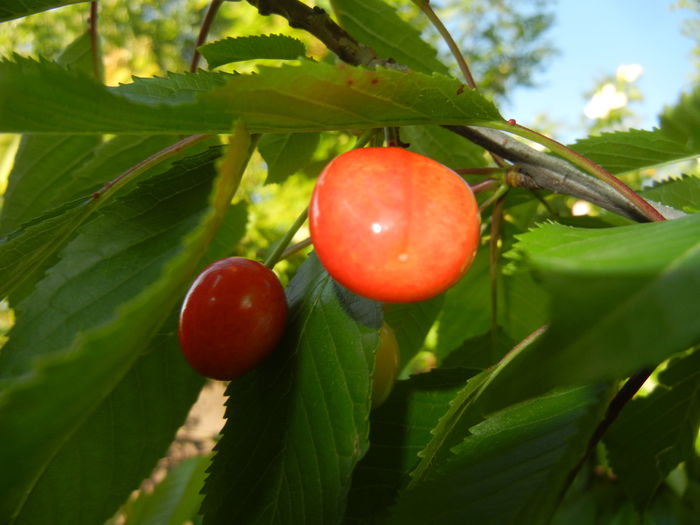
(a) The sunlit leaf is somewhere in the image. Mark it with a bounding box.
[0,57,503,134]
[330,0,449,75]
[487,215,700,407]
[199,34,306,68]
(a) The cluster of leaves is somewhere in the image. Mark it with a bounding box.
[0,1,698,525]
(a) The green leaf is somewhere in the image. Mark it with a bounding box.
[0,136,198,302]
[489,215,700,406]
[258,132,320,185]
[0,125,251,522]
[199,34,307,69]
[0,196,94,301]
[604,349,700,509]
[435,249,492,361]
[570,128,697,175]
[388,385,612,525]
[571,87,700,175]
[330,0,449,75]
[0,0,85,22]
[201,254,382,524]
[344,368,476,524]
[123,455,211,525]
[640,175,700,214]
[384,294,444,372]
[402,125,489,171]
[0,57,503,134]
[14,315,206,525]
[660,85,700,153]
[0,134,98,235]
[13,197,247,525]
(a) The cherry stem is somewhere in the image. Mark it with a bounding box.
[492,121,665,222]
[88,2,100,80]
[489,195,506,358]
[411,0,477,89]
[470,179,499,194]
[478,184,509,212]
[355,129,378,149]
[264,206,309,269]
[190,0,225,72]
[456,167,505,176]
[281,237,312,260]
[92,134,212,201]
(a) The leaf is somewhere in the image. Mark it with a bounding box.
[14,315,206,525]
[384,294,444,372]
[199,34,307,69]
[344,368,476,524]
[0,136,178,301]
[604,349,700,509]
[13,197,247,525]
[0,124,251,522]
[570,128,697,175]
[435,249,492,361]
[570,87,700,175]
[640,175,700,214]
[388,385,612,525]
[488,215,700,408]
[0,196,96,302]
[258,132,320,185]
[201,254,382,524]
[659,85,700,153]
[0,0,85,22]
[0,57,503,134]
[330,0,449,75]
[402,125,489,171]
[123,455,211,525]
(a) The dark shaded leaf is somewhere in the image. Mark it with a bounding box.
[201,254,382,524]
[605,349,700,509]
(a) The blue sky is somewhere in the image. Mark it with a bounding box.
[504,0,696,141]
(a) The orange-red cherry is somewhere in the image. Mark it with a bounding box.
[178,257,287,380]
[309,147,480,303]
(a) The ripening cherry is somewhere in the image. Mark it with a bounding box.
[178,257,288,380]
[372,322,400,409]
[309,147,480,303]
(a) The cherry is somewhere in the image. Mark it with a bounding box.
[178,257,288,380]
[309,147,480,303]
[372,322,400,408]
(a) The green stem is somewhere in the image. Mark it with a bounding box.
[491,121,665,222]
[478,184,509,212]
[411,0,477,88]
[354,129,378,149]
[489,195,505,359]
[264,206,309,268]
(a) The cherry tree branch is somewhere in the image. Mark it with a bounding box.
[247,0,667,222]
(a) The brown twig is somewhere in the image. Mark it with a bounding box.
[245,0,380,67]
[559,369,653,501]
[190,0,225,72]
[88,2,100,80]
